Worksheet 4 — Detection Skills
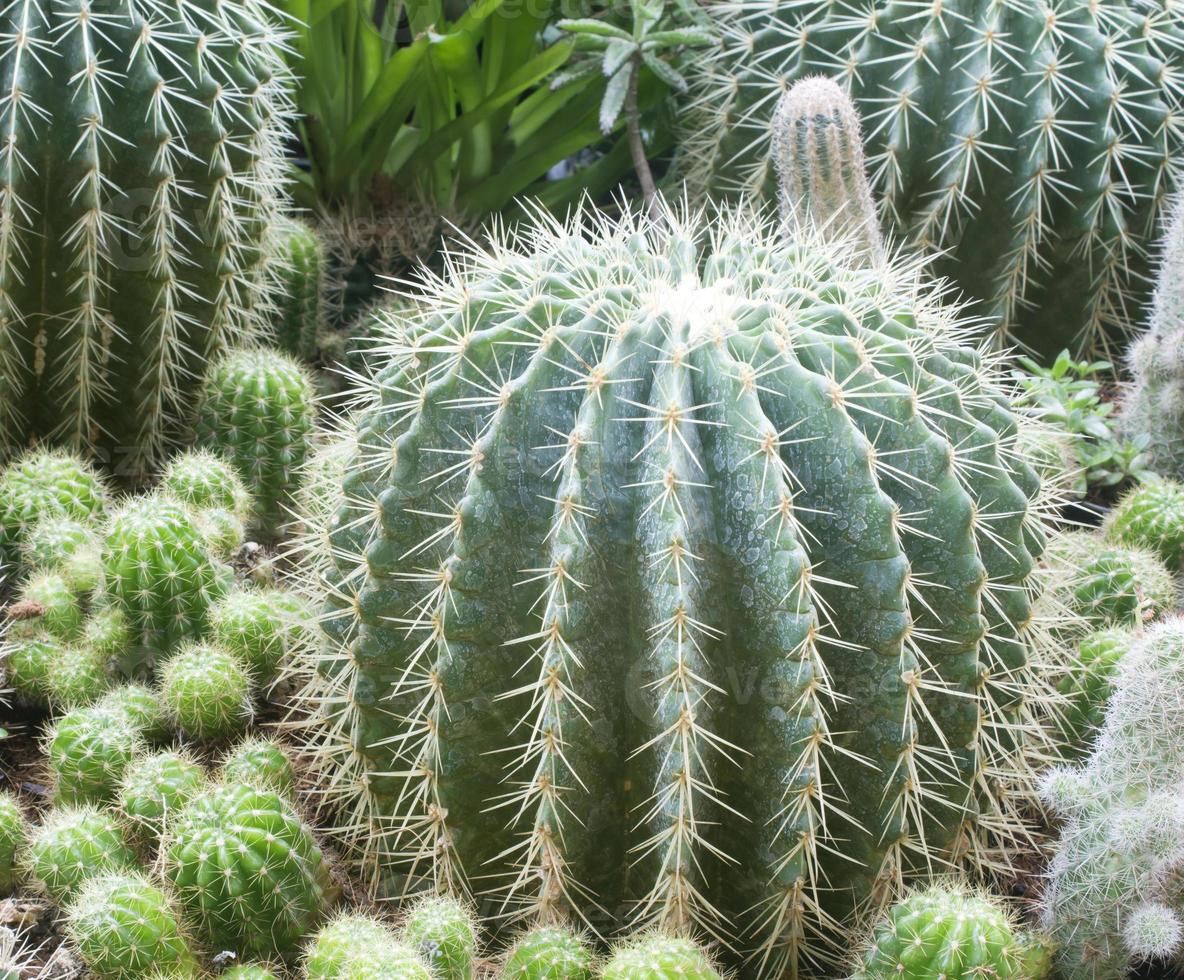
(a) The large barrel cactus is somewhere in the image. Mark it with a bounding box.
[291,139,1062,975]
[675,0,1184,357]
[0,0,291,475]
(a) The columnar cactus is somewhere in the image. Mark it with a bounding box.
[221,737,296,798]
[849,884,1031,980]
[1045,533,1177,629]
[196,348,317,538]
[304,914,429,980]
[0,0,293,476]
[160,643,252,741]
[269,218,326,361]
[66,872,199,980]
[27,805,138,901]
[0,791,25,895]
[47,705,142,804]
[1105,479,1184,573]
[165,782,332,957]
[601,936,721,980]
[676,0,1184,355]
[0,449,107,564]
[101,495,228,660]
[401,896,477,980]
[117,750,204,841]
[1041,616,1184,979]
[502,928,596,980]
[289,193,1064,974]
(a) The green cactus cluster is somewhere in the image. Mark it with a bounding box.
[0,0,292,477]
[269,218,327,362]
[99,684,168,742]
[21,516,102,595]
[196,348,317,539]
[676,0,1184,357]
[1046,532,1177,630]
[600,937,721,980]
[27,804,138,902]
[0,450,108,565]
[502,927,596,980]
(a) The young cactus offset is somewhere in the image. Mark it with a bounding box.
[27,805,138,902]
[44,643,111,710]
[0,792,25,895]
[1045,532,1177,629]
[1056,629,1135,759]
[401,896,477,980]
[117,750,204,842]
[47,705,142,804]
[166,782,332,957]
[502,927,596,980]
[196,348,317,538]
[849,883,1032,980]
[0,449,107,563]
[290,195,1063,969]
[770,77,883,263]
[160,449,252,522]
[1041,616,1184,978]
[1,633,63,705]
[210,587,309,682]
[1105,479,1184,573]
[66,871,199,980]
[601,936,721,980]
[268,217,326,361]
[0,0,292,476]
[21,516,102,595]
[98,683,168,742]
[221,737,296,798]
[159,644,252,742]
[305,913,430,980]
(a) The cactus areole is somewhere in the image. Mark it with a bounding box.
[299,203,1059,978]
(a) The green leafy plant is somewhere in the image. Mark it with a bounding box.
[1012,351,1151,498]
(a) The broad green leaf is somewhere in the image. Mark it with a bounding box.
[599,63,630,133]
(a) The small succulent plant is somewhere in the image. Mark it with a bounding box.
[1106,479,1184,573]
[304,914,429,979]
[47,705,142,804]
[221,737,296,799]
[502,926,596,980]
[117,750,205,842]
[601,935,721,980]
[159,643,253,742]
[27,805,137,902]
[401,895,477,980]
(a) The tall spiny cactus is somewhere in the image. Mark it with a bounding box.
[268,217,326,362]
[1124,195,1184,479]
[675,0,1184,357]
[0,0,292,476]
[286,84,1066,977]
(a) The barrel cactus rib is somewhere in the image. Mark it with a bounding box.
[290,204,1062,977]
[0,0,290,474]
[676,0,1184,356]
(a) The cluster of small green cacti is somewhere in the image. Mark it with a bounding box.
[268,218,327,362]
[0,0,293,477]
[196,348,318,539]
[675,2,1184,357]
[1041,616,1184,979]
[288,79,1069,978]
[159,449,252,560]
[849,883,1051,980]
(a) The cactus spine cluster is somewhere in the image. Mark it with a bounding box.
[221,737,296,798]
[290,81,1064,976]
[677,0,1184,355]
[0,0,293,475]
[269,218,326,361]
[197,348,317,538]
[27,805,138,902]
[1041,617,1184,978]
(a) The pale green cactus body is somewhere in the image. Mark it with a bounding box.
[118,750,204,842]
[22,516,102,595]
[66,872,199,980]
[1046,532,1176,629]
[0,792,26,895]
[305,914,430,980]
[1105,480,1184,573]
[676,0,1184,356]
[601,936,721,980]
[196,348,317,538]
[98,684,168,741]
[211,588,306,681]
[269,218,326,361]
[0,0,292,476]
[290,193,1062,975]
[161,450,252,520]
[82,607,131,665]
[27,805,137,902]
[401,896,477,980]
[45,643,111,710]
[160,643,252,741]
[47,705,143,804]
[502,927,596,980]
[9,572,84,640]
[1,633,61,704]
[221,737,296,798]
[0,450,107,565]
[166,782,332,957]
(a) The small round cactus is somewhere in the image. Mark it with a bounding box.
[0,449,107,564]
[1056,629,1134,758]
[601,935,721,980]
[66,871,199,979]
[1106,480,1184,573]
[8,572,83,640]
[221,737,295,798]
[2,633,62,705]
[166,782,332,957]
[194,506,247,560]
[44,643,111,710]
[0,792,26,895]
[21,516,102,595]
[210,587,307,681]
[101,494,229,659]
[401,896,477,980]
[502,926,596,980]
[27,805,137,902]
[1047,533,1176,629]
[850,884,1028,980]
[47,705,142,804]
[160,449,252,519]
[98,684,168,742]
[118,750,204,842]
[82,606,132,666]
[196,347,316,539]
[159,643,252,741]
[305,914,429,980]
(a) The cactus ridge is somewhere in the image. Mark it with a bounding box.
[288,201,1066,976]
[221,736,296,798]
[675,0,1184,356]
[117,749,204,841]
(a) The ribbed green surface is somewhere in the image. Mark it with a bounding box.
[295,205,1058,976]
[0,0,291,475]
[677,0,1184,357]
[28,805,137,902]
[269,218,325,361]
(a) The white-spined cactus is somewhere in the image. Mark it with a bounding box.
[0,0,292,477]
[287,84,1066,977]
